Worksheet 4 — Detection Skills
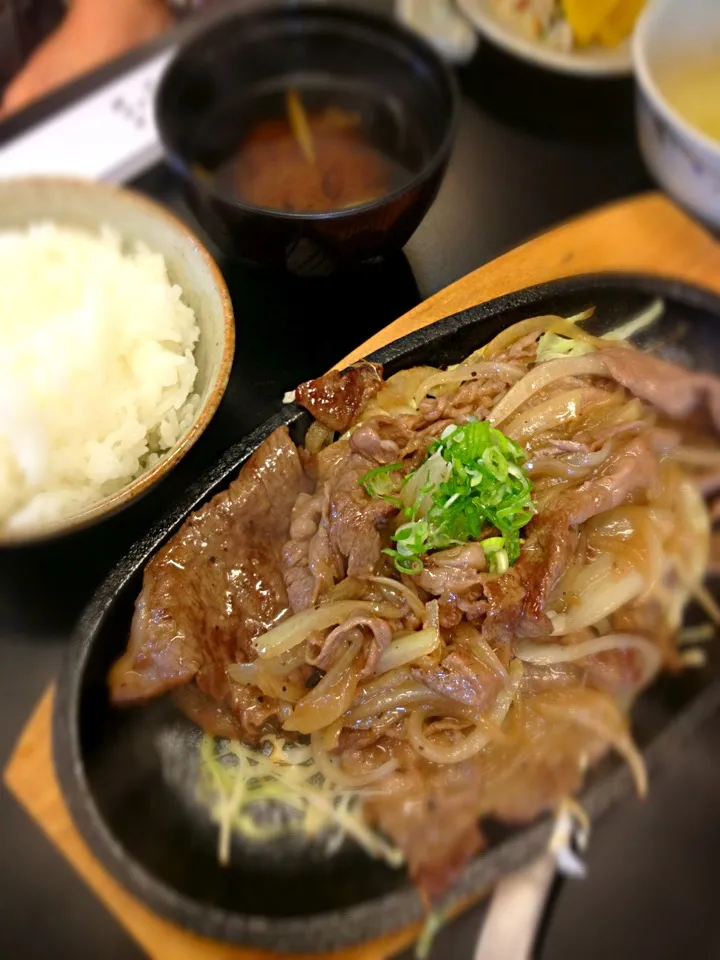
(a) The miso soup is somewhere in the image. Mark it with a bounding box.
[211,83,424,214]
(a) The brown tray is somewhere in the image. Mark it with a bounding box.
[7,191,720,960]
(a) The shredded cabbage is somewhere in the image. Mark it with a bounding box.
[535,299,664,365]
[536,332,595,364]
[198,733,404,868]
[601,298,664,342]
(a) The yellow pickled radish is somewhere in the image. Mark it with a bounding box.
[562,0,621,46]
[597,0,646,47]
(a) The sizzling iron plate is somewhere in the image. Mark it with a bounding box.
[54,275,720,953]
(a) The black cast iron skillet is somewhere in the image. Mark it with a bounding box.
[54,275,720,954]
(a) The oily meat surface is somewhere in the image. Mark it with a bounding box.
[294,362,383,432]
[109,426,308,736]
[107,333,720,901]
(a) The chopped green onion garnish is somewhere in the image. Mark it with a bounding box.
[364,419,534,575]
[489,548,509,575]
[536,332,595,364]
[480,536,505,554]
[359,461,404,500]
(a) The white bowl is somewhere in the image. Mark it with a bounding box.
[456,0,632,76]
[634,0,720,228]
[0,178,235,546]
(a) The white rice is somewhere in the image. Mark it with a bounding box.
[0,222,200,533]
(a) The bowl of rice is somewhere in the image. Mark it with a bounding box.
[0,177,234,545]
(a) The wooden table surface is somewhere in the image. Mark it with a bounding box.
[6,191,720,960]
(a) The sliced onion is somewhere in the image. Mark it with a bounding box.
[405,656,522,764]
[376,626,440,674]
[588,506,666,603]
[228,662,260,685]
[310,732,398,788]
[413,361,525,407]
[529,441,614,481]
[527,458,591,481]
[638,520,663,602]
[400,449,450,517]
[366,576,426,621]
[471,637,508,678]
[327,577,366,603]
[551,559,644,635]
[680,648,708,668]
[566,443,613,469]
[689,580,720,626]
[359,366,436,419]
[354,666,410,704]
[671,446,720,468]
[283,634,363,734]
[253,601,396,658]
[658,578,693,634]
[457,625,507,680]
[506,388,608,443]
[467,312,595,364]
[677,624,715,645]
[348,682,470,723]
[304,420,334,454]
[407,708,498,764]
[532,687,647,797]
[489,658,524,724]
[425,598,440,630]
[263,648,310,676]
[488,354,610,427]
[227,662,307,703]
[551,550,613,605]
[515,634,661,690]
[676,477,711,589]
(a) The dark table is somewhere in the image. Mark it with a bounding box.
[2,19,720,960]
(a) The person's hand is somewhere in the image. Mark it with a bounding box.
[1,0,173,116]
